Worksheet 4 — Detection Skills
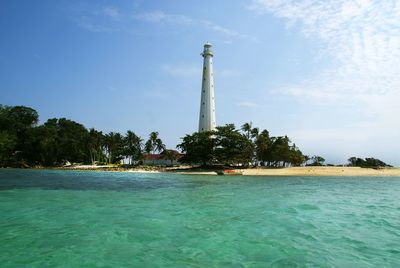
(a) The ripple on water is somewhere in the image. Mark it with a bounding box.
[295,203,320,211]
[1,170,400,267]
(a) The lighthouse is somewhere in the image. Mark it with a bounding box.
[198,42,216,132]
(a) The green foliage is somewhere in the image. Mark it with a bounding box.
[308,155,326,166]
[104,132,125,164]
[161,149,181,166]
[0,105,39,166]
[177,131,216,165]
[145,132,165,155]
[0,104,319,169]
[0,104,157,167]
[87,128,106,164]
[178,123,307,167]
[124,130,143,164]
[348,157,391,168]
[215,124,253,165]
[0,131,17,167]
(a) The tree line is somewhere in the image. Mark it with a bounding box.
[0,105,166,167]
[178,122,309,167]
[347,157,391,168]
[2,104,391,168]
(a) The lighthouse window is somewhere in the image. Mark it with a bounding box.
[202,115,204,118]
[203,102,205,105]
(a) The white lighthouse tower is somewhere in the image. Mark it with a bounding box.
[198,42,216,132]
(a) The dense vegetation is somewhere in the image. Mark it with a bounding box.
[178,122,307,167]
[347,157,391,168]
[0,105,165,167]
[1,104,392,168]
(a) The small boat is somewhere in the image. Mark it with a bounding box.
[215,169,243,175]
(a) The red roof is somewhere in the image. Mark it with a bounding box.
[143,154,162,160]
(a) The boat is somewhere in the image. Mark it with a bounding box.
[215,169,243,175]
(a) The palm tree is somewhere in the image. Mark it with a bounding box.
[87,128,104,164]
[145,132,165,164]
[251,127,259,139]
[241,122,253,140]
[104,132,124,164]
[124,130,143,165]
[311,155,325,166]
[303,155,310,166]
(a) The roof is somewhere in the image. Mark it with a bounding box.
[143,154,162,160]
[143,150,185,160]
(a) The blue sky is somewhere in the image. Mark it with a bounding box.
[1,0,399,165]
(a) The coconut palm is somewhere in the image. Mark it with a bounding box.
[124,130,143,165]
[241,122,253,140]
[145,132,165,155]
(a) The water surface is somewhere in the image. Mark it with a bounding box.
[1,169,400,267]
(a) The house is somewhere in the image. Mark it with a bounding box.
[143,149,184,166]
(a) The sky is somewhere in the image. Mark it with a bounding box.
[1,0,399,165]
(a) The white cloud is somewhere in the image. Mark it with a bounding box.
[248,0,400,127]
[249,0,400,96]
[102,6,121,21]
[248,0,400,164]
[160,64,201,77]
[75,15,120,33]
[134,10,256,41]
[73,7,255,41]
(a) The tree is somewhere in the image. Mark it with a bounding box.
[124,130,143,165]
[289,144,305,167]
[55,118,89,164]
[310,155,325,166]
[0,131,17,167]
[348,157,357,166]
[23,123,58,166]
[241,122,253,140]
[87,128,105,164]
[177,131,216,165]
[215,124,253,166]
[145,132,165,155]
[162,149,180,166]
[267,136,291,167]
[255,129,271,165]
[0,105,39,165]
[104,132,124,164]
[348,156,391,168]
[303,155,311,166]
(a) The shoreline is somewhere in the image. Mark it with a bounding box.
[171,166,400,176]
[3,166,400,176]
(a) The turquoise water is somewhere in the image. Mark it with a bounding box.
[1,170,400,267]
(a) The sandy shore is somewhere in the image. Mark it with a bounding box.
[241,167,400,176]
[54,165,161,173]
[173,166,400,176]
[41,165,400,176]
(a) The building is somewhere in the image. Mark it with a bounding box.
[143,150,184,166]
[198,42,216,132]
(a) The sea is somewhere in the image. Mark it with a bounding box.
[1,169,399,267]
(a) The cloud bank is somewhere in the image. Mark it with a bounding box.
[248,0,400,161]
[249,0,400,100]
